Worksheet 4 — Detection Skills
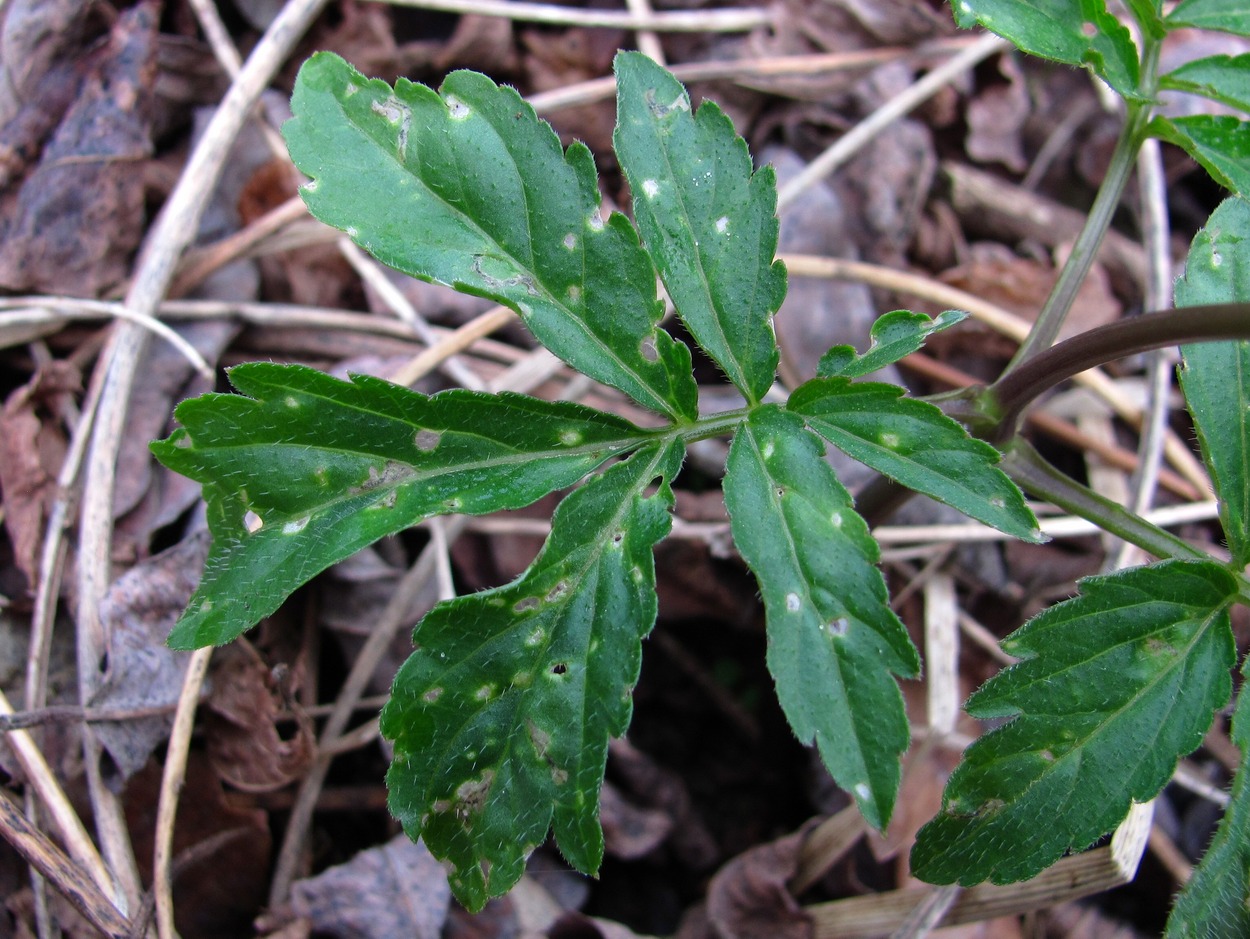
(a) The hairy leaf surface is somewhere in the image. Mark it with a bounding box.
[284,52,697,421]
[1165,672,1250,937]
[723,406,917,828]
[1150,115,1250,195]
[612,52,783,404]
[1174,196,1250,567]
[788,378,1039,540]
[1162,54,1250,115]
[381,441,683,911]
[1166,0,1250,36]
[816,309,966,379]
[912,561,1236,885]
[151,363,647,648]
[951,0,1140,97]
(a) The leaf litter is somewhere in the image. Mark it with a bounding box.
[0,0,1229,936]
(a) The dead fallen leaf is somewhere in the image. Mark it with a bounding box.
[965,53,1030,173]
[204,639,315,793]
[601,781,673,860]
[0,0,101,188]
[287,834,450,939]
[126,753,272,939]
[706,824,815,939]
[0,1,158,296]
[0,360,79,590]
[551,911,662,939]
[92,531,207,785]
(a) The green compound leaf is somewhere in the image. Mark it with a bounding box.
[1174,196,1250,568]
[612,52,784,405]
[816,309,966,379]
[1165,673,1250,937]
[1166,0,1250,37]
[150,362,648,649]
[787,378,1040,541]
[951,0,1141,99]
[723,406,918,829]
[284,51,697,422]
[381,440,683,912]
[912,560,1237,886]
[1161,54,1250,116]
[1149,115,1250,195]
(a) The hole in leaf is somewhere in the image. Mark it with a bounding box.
[415,429,440,451]
[551,662,568,675]
[640,335,659,362]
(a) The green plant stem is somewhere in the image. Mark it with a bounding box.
[1002,67,1157,374]
[1001,440,1208,563]
[989,302,1250,441]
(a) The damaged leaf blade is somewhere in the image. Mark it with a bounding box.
[788,378,1040,541]
[723,406,917,829]
[612,51,784,405]
[150,362,647,648]
[912,561,1236,885]
[284,51,697,422]
[381,441,684,912]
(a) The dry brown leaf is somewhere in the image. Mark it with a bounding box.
[126,754,272,939]
[92,531,208,784]
[204,639,315,793]
[706,824,815,939]
[0,1,158,296]
[0,360,78,589]
[287,834,450,939]
[601,781,673,861]
[965,53,1030,173]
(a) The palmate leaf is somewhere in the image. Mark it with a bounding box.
[381,440,683,911]
[950,0,1141,98]
[723,406,918,828]
[787,378,1040,540]
[612,51,784,405]
[816,309,966,379]
[912,561,1237,885]
[1166,0,1250,36]
[1149,115,1250,195]
[284,52,697,422]
[1174,196,1250,568]
[150,363,649,648]
[1165,670,1250,937]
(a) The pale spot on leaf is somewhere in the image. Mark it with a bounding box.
[642,179,660,199]
[785,592,800,612]
[282,515,310,535]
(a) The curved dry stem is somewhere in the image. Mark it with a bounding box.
[75,0,333,910]
[153,647,213,939]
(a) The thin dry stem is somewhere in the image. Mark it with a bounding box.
[74,0,332,910]
[776,34,1009,211]
[338,238,486,390]
[153,647,213,939]
[391,306,517,386]
[0,691,114,900]
[381,0,772,32]
[781,252,1213,494]
[626,0,666,65]
[268,518,467,905]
